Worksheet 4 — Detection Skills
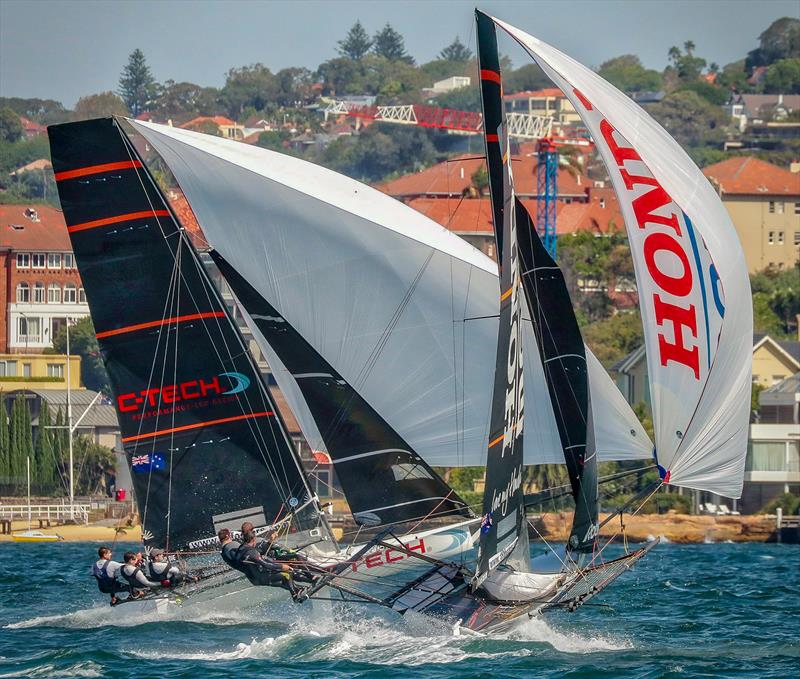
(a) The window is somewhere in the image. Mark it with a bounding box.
[47,284,61,304]
[391,463,434,481]
[16,282,29,303]
[33,282,45,304]
[16,253,29,268]
[63,283,77,303]
[0,360,17,377]
[78,288,86,304]
[18,316,41,343]
[776,202,784,214]
[794,232,800,246]
[22,363,31,378]
[64,253,75,269]
[768,231,774,245]
[47,253,62,269]
[31,253,46,269]
[795,203,800,215]
[778,231,784,244]
[47,363,64,378]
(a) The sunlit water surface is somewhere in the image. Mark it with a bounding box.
[1,541,797,678]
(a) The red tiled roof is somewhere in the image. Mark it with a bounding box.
[18,116,46,134]
[503,88,565,101]
[179,115,237,129]
[407,195,622,237]
[0,204,72,251]
[166,191,207,248]
[702,157,800,196]
[378,153,587,198]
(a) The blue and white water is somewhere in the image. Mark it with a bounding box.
[1,542,797,677]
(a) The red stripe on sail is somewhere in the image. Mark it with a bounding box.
[55,160,143,181]
[485,134,499,142]
[122,412,274,443]
[480,69,501,84]
[68,210,170,233]
[96,312,226,339]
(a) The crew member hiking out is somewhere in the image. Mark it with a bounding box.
[147,549,197,586]
[234,530,306,599]
[120,551,161,599]
[218,528,243,571]
[92,546,126,606]
[239,521,313,583]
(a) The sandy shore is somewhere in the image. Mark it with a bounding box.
[0,512,779,544]
[533,511,777,543]
[0,520,142,543]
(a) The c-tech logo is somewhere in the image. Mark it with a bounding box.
[118,372,251,413]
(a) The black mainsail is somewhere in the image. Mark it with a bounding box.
[48,118,331,551]
[476,10,598,556]
[211,251,472,528]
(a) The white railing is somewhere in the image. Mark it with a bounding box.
[0,503,90,524]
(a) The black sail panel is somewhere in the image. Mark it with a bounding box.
[210,251,472,528]
[515,199,598,552]
[48,118,325,550]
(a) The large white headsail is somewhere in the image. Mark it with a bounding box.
[493,17,752,497]
[130,119,651,468]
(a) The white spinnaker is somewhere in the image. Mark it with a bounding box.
[494,17,752,497]
[132,119,650,467]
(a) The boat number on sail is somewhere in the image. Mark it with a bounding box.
[117,372,252,418]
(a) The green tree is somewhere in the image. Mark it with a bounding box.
[751,265,800,338]
[764,58,800,93]
[73,436,115,495]
[647,90,727,148]
[0,107,23,142]
[275,67,315,106]
[439,36,472,62]
[73,92,128,120]
[0,97,70,125]
[0,394,8,490]
[434,85,481,111]
[505,63,551,93]
[338,20,373,60]
[675,80,728,105]
[34,401,56,494]
[598,55,663,92]
[746,17,800,70]
[118,48,158,115]
[582,312,645,368]
[8,394,33,494]
[51,317,110,394]
[373,24,413,63]
[667,43,707,82]
[221,64,279,116]
[716,59,752,93]
[152,80,220,120]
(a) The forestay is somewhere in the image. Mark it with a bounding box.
[494,17,752,497]
[130,120,651,468]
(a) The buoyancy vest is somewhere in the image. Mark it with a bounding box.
[121,564,145,592]
[92,561,117,593]
[221,541,243,571]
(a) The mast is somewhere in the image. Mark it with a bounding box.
[471,11,529,590]
[476,10,598,555]
[66,318,74,520]
[48,117,334,551]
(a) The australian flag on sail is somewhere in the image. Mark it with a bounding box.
[132,453,166,474]
[480,512,493,534]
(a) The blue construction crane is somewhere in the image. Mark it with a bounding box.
[536,137,559,260]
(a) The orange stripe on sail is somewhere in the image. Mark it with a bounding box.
[122,411,274,443]
[68,209,170,233]
[55,160,142,181]
[500,286,513,301]
[488,433,504,448]
[96,311,225,339]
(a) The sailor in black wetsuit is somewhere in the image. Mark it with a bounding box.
[147,548,196,586]
[239,522,314,584]
[234,530,304,598]
[218,528,242,571]
[92,546,126,605]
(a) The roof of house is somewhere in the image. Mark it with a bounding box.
[179,115,238,129]
[503,88,565,101]
[377,153,588,198]
[611,345,646,374]
[10,159,52,176]
[702,157,800,196]
[760,371,800,406]
[732,93,800,116]
[8,388,120,430]
[18,116,46,135]
[0,204,72,252]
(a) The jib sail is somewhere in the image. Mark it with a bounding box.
[477,10,597,552]
[211,251,472,528]
[48,118,331,550]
